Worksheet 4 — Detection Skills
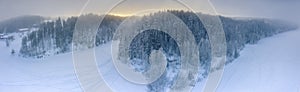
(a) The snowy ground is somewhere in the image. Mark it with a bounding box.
[0,33,82,92]
[1,29,300,92]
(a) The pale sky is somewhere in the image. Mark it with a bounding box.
[0,0,300,22]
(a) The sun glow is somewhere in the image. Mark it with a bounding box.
[109,13,132,17]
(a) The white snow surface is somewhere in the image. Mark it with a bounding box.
[1,29,300,92]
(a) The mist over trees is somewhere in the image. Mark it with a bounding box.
[0,15,44,33]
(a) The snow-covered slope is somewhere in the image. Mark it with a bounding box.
[0,34,145,92]
[215,29,300,92]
